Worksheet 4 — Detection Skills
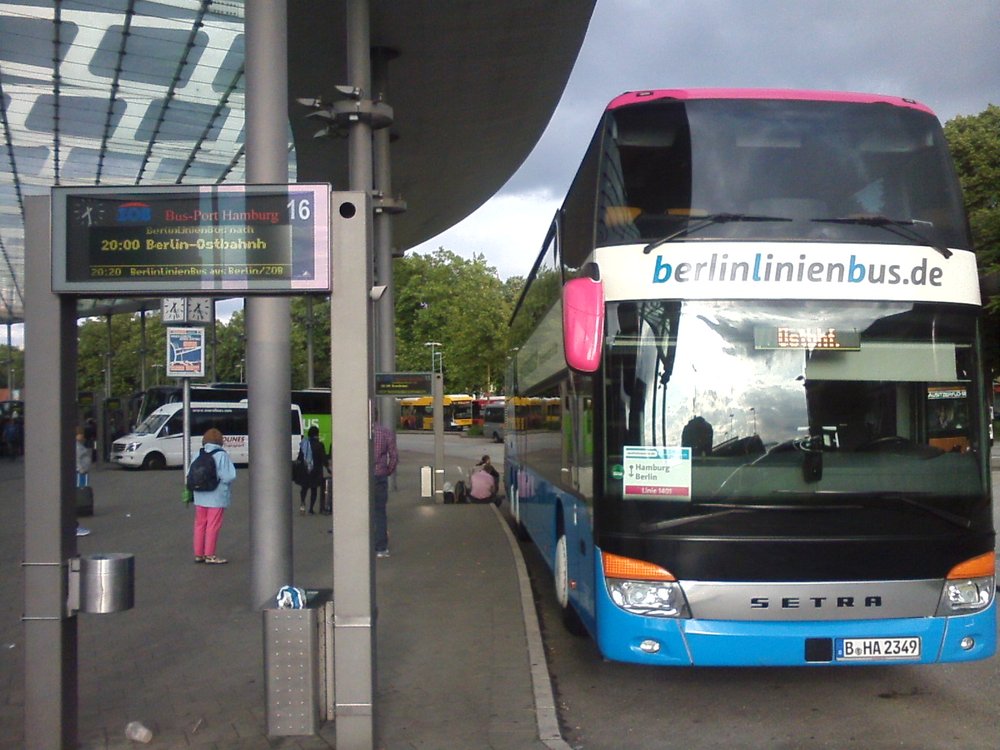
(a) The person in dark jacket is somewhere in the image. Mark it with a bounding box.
[297,425,329,515]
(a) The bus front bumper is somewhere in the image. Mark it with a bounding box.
[594,594,996,667]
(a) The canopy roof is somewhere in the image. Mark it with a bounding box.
[0,0,594,324]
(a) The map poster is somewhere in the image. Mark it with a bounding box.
[166,326,205,379]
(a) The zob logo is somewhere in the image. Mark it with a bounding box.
[116,202,152,223]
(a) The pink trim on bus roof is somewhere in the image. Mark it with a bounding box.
[608,89,935,114]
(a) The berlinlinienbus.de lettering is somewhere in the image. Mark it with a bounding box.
[651,252,944,287]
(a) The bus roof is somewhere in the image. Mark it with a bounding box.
[607,89,935,115]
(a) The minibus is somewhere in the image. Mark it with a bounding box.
[111,401,302,469]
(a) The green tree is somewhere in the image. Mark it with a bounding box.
[77,313,165,397]
[0,343,24,394]
[212,308,246,383]
[393,248,513,393]
[944,105,1000,375]
[291,296,331,388]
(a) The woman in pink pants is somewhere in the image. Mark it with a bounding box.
[190,427,237,565]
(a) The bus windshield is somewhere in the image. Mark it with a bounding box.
[602,299,985,514]
[598,99,970,250]
[134,413,169,436]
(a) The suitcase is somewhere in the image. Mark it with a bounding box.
[76,486,94,517]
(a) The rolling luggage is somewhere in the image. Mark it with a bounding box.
[76,485,94,517]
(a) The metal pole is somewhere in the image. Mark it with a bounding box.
[245,0,293,610]
[139,310,147,393]
[433,372,444,502]
[333,2,376,747]
[104,314,113,401]
[306,296,315,389]
[182,378,191,479]
[210,310,218,382]
[23,195,78,749]
[372,47,398,435]
[6,322,13,393]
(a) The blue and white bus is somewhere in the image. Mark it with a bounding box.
[506,89,995,666]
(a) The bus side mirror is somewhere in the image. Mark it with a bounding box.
[563,276,605,373]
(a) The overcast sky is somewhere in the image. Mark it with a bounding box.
[408,0,1000,280]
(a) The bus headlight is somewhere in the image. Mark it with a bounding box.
[607,579,690,618]
[125,442,142,453]
[936,552,995,616]
[602,551,691,618]
[936,577,994,615]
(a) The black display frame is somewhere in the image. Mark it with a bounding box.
[52,184,331,294]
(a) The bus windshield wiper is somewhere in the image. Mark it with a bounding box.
[785,490,973,530]
[642,213,792,254]
[811,215,952,258]
[639,501,840,533]
[639,505,752,532]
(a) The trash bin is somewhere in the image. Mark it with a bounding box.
[264,588,333,736]
[77,553,134,613]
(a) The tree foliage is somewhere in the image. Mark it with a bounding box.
[0,344,24,394]
[394,248,518,394]
[944,104,1000,375]
[68,249,524,399]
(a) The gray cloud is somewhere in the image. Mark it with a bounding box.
[503,0,999,197]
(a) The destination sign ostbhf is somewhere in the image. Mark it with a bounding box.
[52,184,331,294]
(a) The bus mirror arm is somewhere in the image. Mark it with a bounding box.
[563,276,605,373]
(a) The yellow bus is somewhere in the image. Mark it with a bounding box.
[399,394,474,431]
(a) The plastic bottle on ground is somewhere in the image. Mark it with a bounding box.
[125,720,153,743]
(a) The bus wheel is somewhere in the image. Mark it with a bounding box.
[555,533,587,636]
[142,452,166,471]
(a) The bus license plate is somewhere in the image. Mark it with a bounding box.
[835,637,921,661]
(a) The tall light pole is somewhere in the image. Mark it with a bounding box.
[424,341,441,373]
[424,341,444,501]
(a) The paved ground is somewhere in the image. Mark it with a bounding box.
[0,433,565,749]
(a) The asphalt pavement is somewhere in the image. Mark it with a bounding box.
[0,432,569,749]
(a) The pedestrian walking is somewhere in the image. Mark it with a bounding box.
[296,425,329,515]
[189,428,237,565]
[372,410,398,558]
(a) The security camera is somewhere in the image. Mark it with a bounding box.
[369,285,387,301]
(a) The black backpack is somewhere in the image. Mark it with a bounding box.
[186,448,221,492]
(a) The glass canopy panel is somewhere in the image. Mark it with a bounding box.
[0,0,281,323]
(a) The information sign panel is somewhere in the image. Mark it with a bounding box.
[375,372,433,396]
[52,184,331,294]
[622,445,692,500]
[166,327,206,378]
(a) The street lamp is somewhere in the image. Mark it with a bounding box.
[424,341,442,374]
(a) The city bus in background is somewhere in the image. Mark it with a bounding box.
[128,384,332,448]
[505,89,995,667]
[472,395,505,429]
[481,399,506,443]
[398,394,474,431]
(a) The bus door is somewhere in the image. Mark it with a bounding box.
[564,377,597,621]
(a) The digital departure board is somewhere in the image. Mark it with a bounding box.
[52,184,331,294]
[375,372,434,396]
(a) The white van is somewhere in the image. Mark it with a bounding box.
[111,401,303,470]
